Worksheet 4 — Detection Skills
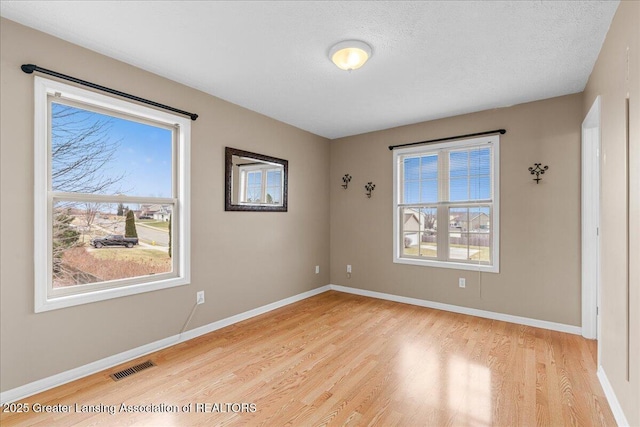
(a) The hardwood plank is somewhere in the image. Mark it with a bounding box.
[0,291,616,426]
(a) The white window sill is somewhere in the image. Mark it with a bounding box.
[393,256,499,273]
[35,276,190,313]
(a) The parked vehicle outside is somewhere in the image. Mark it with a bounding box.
[90,234,139,248]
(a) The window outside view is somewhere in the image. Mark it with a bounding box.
[51,102,175,289]
[265,169,283,204]
[244,170,263,203]
[400,146,492,264]
[240,167,283,204]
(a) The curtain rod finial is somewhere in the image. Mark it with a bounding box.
[21,64,37,74]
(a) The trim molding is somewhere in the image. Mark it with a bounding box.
[597,367,630,427]
[329,284,582,335]
[0,285,331,404]
[581,95,601,340]
[178,285,330,342]
[1,283,583,404]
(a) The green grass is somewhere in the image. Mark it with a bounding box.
[403,243,490,261]
[90,247,169,261]
[464,245,491,262]
[137,219,169,230]
[403,246,437,257]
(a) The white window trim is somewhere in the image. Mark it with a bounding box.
[392,136,500,273]
[34,76,191,312]
[238,163,284,205]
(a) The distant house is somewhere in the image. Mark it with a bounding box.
[470,212,490,230]
[403,210,420,233]
[403,208,437,233]
[138,204,172,221]
[402,208,437,247]
[449,212,490,232]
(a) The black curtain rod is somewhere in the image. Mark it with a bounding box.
[21,64,198,121]
[388,129,506,151]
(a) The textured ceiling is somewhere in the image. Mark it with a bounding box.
[0,1,619,139]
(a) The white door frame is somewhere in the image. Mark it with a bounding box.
[581,96,601,345]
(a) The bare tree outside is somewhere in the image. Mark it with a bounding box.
[51,103,124,285]
[117,202,126,216]
[51,104,124,194]
[423,211,436,231]
[81,202,102,229]
[48,100,174,289]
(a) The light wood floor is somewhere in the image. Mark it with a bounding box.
[1,291,616,426]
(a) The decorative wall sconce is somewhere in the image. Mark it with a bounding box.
[365,182,376,198]
[528,163,549,184]
[342,174,352,189]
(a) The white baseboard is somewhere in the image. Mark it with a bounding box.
[0,285,331,404]
[178,285,330,341]
[0,283,582,404]
[597,366,630,427]
[0,335,181,406]
[329,284,582,335]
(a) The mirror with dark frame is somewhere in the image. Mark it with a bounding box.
[225,147,288,212]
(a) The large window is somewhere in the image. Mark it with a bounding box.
[393,135,499,272]
[34,77,190,312]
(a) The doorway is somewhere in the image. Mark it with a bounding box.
[581,96,601,356]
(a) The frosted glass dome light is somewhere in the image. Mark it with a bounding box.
[329,40,372,71]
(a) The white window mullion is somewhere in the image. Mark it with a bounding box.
[436,205,448,262]
[239,170,247,202]
[261,171,267,203]
[467,149,472,200]
[418,156,423,204]
[398,156,405,204]
[439,151,450,262]
[491,141,500,271]
[172,124,178,199]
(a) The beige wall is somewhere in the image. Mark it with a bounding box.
[330,93,584,326]
[583,1,640,425]
[0,18,330,392]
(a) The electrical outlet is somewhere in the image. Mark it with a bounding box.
[347,265,352,273]
[196,291,205,304]
[458,278,466,288]
[315,265,320,274]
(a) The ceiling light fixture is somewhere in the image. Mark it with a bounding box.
[329,40,372,71]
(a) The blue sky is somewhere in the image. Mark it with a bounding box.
[52,102,173,198]
[403,148,491,204]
